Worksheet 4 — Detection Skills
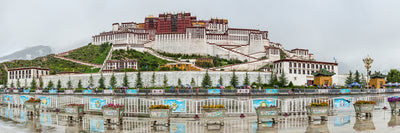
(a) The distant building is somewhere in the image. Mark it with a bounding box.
[104,59,138,71]
[273,59,338,86]
[7,67,50,87]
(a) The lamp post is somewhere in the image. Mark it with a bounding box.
[363,56,374,88]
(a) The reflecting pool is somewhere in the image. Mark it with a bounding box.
[0,94,400,132]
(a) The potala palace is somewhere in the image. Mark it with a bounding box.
[7,12,347,88]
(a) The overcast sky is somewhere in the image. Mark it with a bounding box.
[1,0,399,74]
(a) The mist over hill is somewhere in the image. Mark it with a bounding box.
[0,45,53,62]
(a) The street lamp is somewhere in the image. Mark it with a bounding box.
[363,56,374,88]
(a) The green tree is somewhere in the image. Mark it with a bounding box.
[354,70,361,83]
[345,71,354,86]
[88,74,94,87]
[10,82,14,88]
[278,70,288,87]
[123,72,129,88]
[39,78,43,89]
[57,79,62,88]
[135,71,143,87]
[67,77,72,88]
[78,79,83,88]
[163,74,168,88]
[361,74,367,87]
[31,76,37,89]
[268,71,278,86]
[230,70,239,87]
[17,79,20,88]
[201,70,212,88]
[190,78,196,87]
[243,72,250,85]
[218,75,223,86]
[151,72,156,87]
[288,81,294,87]
[24,79,27,88]
[178,78,182,86]
[256,72,262,87]
[387,69,400,83]
[98,73,105,88]
[110,73,117,88]
[47,80,54,88]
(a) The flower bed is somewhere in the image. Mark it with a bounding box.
[353,100,375,118]
[306,102,329,122]
[255,105,279,124]
[64,103,84,121]
[24,98,41,116]
[148,105,172,127]
[101,103,125,125]
[388,97,400,114]
[202,104,226,126]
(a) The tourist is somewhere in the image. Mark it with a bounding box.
[196,87,199,94]
[291,87,295,95]
[176,86,179,94]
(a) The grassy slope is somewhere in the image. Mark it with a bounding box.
[64,44,111,65]
[112,49,174,71]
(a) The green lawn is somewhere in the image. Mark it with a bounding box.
[64,43,111,64]
[112,49,174,71]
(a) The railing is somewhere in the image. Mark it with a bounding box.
[0,93,388,116]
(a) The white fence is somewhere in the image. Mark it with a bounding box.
[0,94,388,115]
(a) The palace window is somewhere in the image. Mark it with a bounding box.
[303,70,305,75]
[289,62,292,67]
[307,64,310,68]
[289,69,292,74]
[294,70,297,74]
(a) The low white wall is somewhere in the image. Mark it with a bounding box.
[39,71,271,88]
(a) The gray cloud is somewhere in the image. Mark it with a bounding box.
[1,0,399,74]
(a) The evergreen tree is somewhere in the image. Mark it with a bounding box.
[67,77,72,88]
[345,71,354,85]
[256,72,262,87]
[135,71,143,88]
[361,74,367,87]
[88,74,94,87]
[57,79,62,89]
[123,72,129,88]
[354,70,361,83]
[190,78,196,87]
[218,75,223,86]
[243,72,250,85]
[230,70,239,87]
[163,74,168,88]
[288,81,294,87]
[268,71,278,86]
[110,73,117,88]
[151,72,156,87]
[10,82,14,88]
[178,78,182,86]
[201,70,212,88]
[278,70,288,87]
[39,78,43,89]
[98,73,105,88]
[17,79,20,88]
[47,80,54,88]
[31,76,37,89]
[24,79,27,88]
[78,79,83,88]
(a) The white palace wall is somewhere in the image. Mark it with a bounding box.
[40,71,271,88]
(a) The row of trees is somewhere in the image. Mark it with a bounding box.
[345,70,367,86]
[9,70,290,89]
